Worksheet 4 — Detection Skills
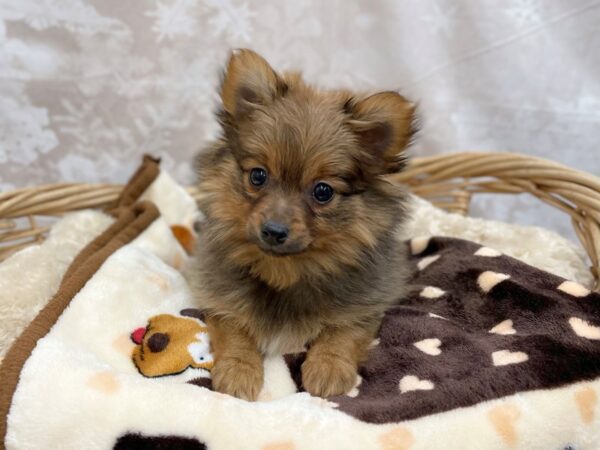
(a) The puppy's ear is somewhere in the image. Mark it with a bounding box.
[347,91,417,174]
[220,49,286,118]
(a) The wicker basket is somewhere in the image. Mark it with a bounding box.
[1,152,598,290]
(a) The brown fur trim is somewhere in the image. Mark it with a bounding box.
[112,155,161,209]
[0,201,159,445]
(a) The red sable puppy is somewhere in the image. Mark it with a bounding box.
[189,49,416,400]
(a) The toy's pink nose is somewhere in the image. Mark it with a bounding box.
[131,327,146,345]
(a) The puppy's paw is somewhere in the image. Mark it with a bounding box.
[301,354,357,397]
[211,356,263,401]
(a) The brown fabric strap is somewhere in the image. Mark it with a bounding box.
[112,155,161,209]
[0,201,160,445]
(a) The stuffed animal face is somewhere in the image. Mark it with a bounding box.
[131,312,214,377]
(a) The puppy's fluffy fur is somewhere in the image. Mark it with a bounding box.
[189,49,416,400]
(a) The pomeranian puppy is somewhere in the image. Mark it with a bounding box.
[189,49,416,400]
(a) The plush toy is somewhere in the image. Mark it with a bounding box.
[130,309,213,377]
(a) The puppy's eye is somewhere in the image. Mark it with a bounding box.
[313,183,334,204]
[249,168,267,186]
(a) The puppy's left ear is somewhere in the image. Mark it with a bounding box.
[347,91,417,174]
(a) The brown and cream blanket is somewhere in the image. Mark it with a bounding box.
[1,157,599,450]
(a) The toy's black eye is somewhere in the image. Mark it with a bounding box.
[313,183,334,203]
[147,333,170,353]
[249,168,267,186]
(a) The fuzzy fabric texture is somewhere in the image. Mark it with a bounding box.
[4,214,600,449]
[404,195,594,288]
[288,236,600,426]
[0,211,113,360]
[0,167,199,361]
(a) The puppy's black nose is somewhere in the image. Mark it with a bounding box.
[261,221,289,245]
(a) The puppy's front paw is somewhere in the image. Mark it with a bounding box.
[301,354,357,397]
[211,356,263,401]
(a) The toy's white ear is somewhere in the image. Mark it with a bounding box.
[220,49,287,118]
[347,91,417,174]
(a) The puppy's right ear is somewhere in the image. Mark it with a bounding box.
[220,49,286,118]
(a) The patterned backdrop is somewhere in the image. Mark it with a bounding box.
[0,0,599,239]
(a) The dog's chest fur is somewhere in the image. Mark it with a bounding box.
[189,229,409,355]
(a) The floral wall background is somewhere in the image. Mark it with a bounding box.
[0,0,599,239]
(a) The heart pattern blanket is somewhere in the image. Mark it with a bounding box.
[1,157,599,450]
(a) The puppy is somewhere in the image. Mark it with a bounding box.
[189,49,416,400]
